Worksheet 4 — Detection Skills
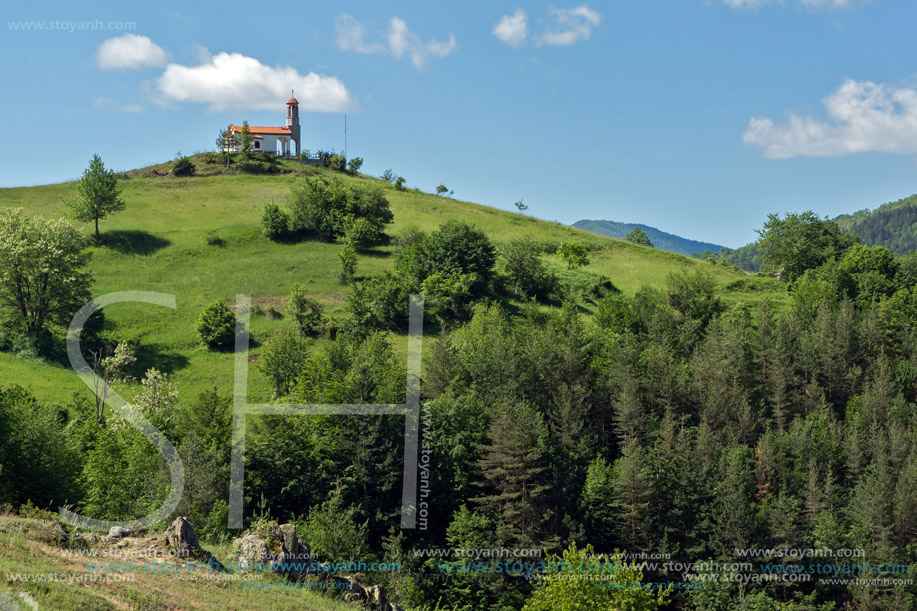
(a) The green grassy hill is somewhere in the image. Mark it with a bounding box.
[0,154,769,406]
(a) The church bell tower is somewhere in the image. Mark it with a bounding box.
[286,91,300,156]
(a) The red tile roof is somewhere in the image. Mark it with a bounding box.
[229,124,291,136]
[287,97,299,105]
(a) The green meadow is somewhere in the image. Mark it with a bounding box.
[0,154,779,406]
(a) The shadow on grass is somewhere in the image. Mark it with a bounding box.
[99,230,171,256]
[131,344,190,377]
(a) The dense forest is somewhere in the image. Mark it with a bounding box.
[4,165,917,610]
[834,195,917,256]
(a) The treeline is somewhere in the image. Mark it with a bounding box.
[834,194,917,256]
[695,241,764,272]
[699,193,917,272]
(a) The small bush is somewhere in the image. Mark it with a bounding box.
[499,238,558,300]
[206,232,225,247]
[171,156,196,177]
[422,271,477,323]
[336,244,357,284]
[347,157,363,174]
[328,153,347,171]
[351,271,411,330]
[556,241,590,270]
[342,216,378,252]
[261,202,289,240]
[288,284,325,337]
[394,176,406,191]
[297,485,368,562]
[258,329,311,397]
[381,169,395,183]
[197,301,236,349]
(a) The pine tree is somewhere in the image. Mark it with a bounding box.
[582,454,615,547]
[611,435,651,549]
[239,120,253,158]
[474,402,549,546]
[613,370,646,443]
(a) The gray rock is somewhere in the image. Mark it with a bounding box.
[108,526,132,539]
[345,576,364,597]
[365,584,387,610]
[163,516,200,551]
[234,524,311,580]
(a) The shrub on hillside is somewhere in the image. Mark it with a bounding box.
[258,329,311,397]
[261,202,289,240]
[421,271,477,323]
[328,153,347,171]
[171,155,196,177]
[555,241,590,270]
[287,177,392,243]
[412,221,496,296]
[499,238,559,301]
[341,216,378,252]
[347,157,363,174]
[347,270,411,331]
[197,301,236,349]
[336,244,357,284]
[349,221,498,330]
[0,386,82,507]
[288,284,325,337]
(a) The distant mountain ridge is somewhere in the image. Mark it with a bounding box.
[834,194,917,256]
[572,219,725,257]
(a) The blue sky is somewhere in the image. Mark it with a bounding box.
[2,0,916,247]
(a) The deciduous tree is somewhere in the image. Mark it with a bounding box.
[65,154,125,240]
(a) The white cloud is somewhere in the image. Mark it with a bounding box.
[96,34,167,70]
[494,9,528,48]
[724,0,870,10]
[334,13,456,69]
[743,78,917,158]
[93,97,142,113]
[534,5,603,46]
[154,52,357,112]
[335,14,386,54]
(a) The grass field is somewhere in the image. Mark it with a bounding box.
[0,513,355,610]
[0,154,781,406]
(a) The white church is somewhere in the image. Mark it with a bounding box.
[224,95,301,156]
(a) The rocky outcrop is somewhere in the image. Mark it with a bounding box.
[108,526,132,539]
[161,517,222,571]
[235,523,312,580]
[231,525,406,610]
[163,516,200,553]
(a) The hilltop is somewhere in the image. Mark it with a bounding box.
[572,219,725,256]
[0,153,766,406]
